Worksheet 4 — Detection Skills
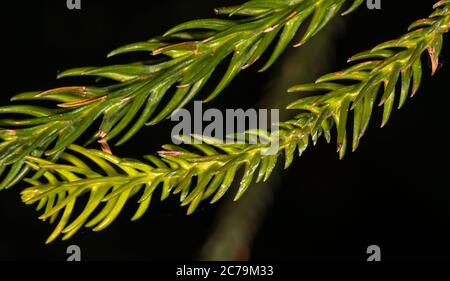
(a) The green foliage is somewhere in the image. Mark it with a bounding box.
[19,1,450,242]
[22,128,303,243]
[0,0,362,190]
[288,0,450,157]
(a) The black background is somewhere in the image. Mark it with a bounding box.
[0,0,449,261]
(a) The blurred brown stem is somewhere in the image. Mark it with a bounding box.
[200,19,344,261]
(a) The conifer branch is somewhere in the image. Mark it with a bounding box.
[288,0,450,156]
[0,0,362,190]
[20,0,450,243]
[22,125,308,243]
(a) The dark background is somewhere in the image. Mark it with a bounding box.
[0,0,449,261]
